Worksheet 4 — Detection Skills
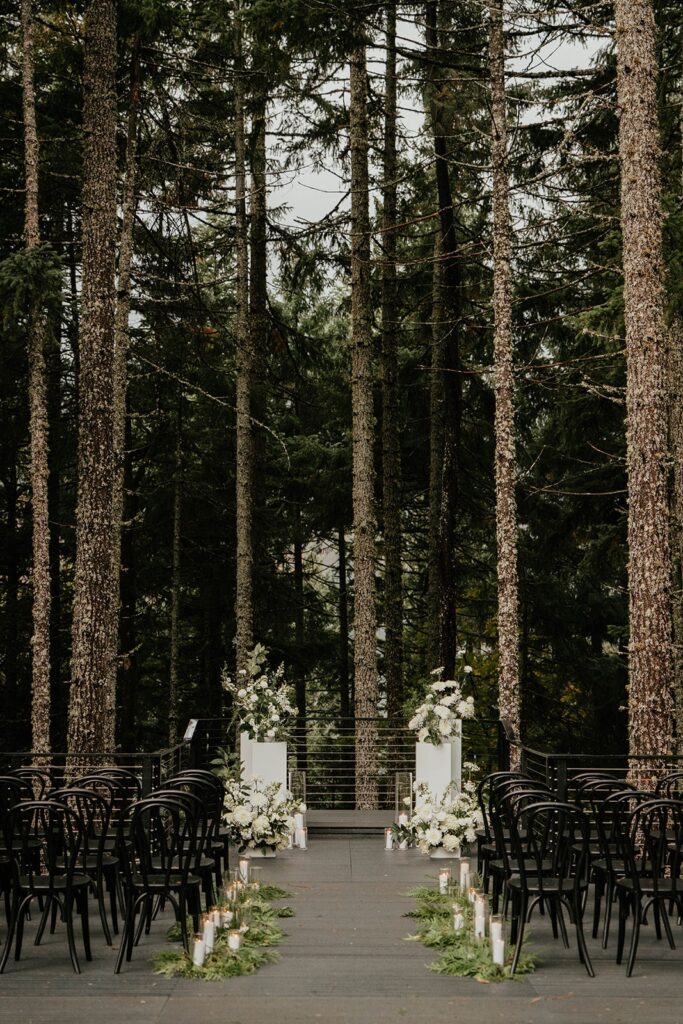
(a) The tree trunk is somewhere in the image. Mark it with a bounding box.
[109,40,142,747]
[425,0,462,678]
[68,0,118,753]
[615,0,674,772]
[169,407,182,746]
[338,524,351,720]
[234,5,254,674]
[427,232,444,671]
[670,326,683,750]
[350,47,378,809]
[118,405,139,750]
[381,0,403,720]
[21,0,51,753]
[489,0,521,761]
[293,506,307,770]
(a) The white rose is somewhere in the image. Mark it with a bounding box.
[298,802,307,813]
[271,712,280,722]
[438,719,452,736]
[237,688,247,698]
[434,705,449,719]
[464,665,473,674]
[260,680,268,689]
[417,728,429,742]
[443,833,460,852]
[250,792,268,810]
[267,728,276,738]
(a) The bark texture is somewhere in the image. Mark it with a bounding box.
[615,0,674,769]
[110,42,141,742]
[670,318,683,750]
[425,0,462,678]
[338,525,351,720]
[22,0,51,753]
[490,0,521,761]
[381,1,403,719]
[168,412,182,746]
[427,232,445,670]
[350,48,379,809]
[234,7,254,674]
[68,0,118,752]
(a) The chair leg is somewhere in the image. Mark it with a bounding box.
[179,891,189,954]
[0,891,19,973]
[616,891,628,965]
[602,877,614,949]
[78,888,92,961]
[626,899,643,977]
[653,900,662,941]
[491,874,501,916]
[34,894,52,946]
[660,899,676,951]
[14,895,32,961]
[549,901,559,940]
[592,873,603,939]
[96,872,112,946]
[64,893,81,974]
[557,901,570,949]
[511,894,528,975]
[115,899,134,974]
[107,868,119,935]
[574,894,595,978]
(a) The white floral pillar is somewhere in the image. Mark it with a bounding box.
[415,720,462,797]
[251,739,288,797]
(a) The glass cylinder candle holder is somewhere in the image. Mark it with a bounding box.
[250,866,263,891]
[453,909,465,932]
[399,837,408,850]
[211,906,221,929]
[202,913,215,953]
[296,827,308,850]
[492,937,505,966]
[459,857,470,891]
[385,827,394,851]
[228,929,242,952]
[192,933,206,967]
[473,894,487,940]
[489,914,505,948]
[221,907,234,928]
[294,811,305,831]
[397,811,409,828]
[438,867,451,895]
[238,856,251,884]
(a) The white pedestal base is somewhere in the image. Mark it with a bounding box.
[415,728,462,800]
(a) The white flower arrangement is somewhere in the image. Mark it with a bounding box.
[222,776,297,853]
[409,765,482,855]
[222,643,296,741]
[408,664,475,745]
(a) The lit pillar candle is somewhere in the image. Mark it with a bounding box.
[228,929,242,952]
[211,906,221,929]
[294,811,305,831]
[459,858,470,890]
[288,831,295,849]
[221,908,234,928]
[238,856,251,883]
[384,828,394,851]
[489,914,504,946]
[192,933,205,967]
[492,937,505,966]
[438,867,451,895]
[296,827,308,850]
[202,914,215,954]
[398,811,409,828]
[473,895,486,939]
[453,910,465,932]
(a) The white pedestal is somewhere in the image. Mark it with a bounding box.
[415,724,462,800]
[251,740,288,795]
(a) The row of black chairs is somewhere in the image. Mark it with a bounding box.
[0,764,229,974]
[476,769,683,976]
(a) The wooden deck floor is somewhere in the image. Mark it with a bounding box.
[1,836,683,1023]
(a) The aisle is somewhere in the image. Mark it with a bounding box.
[3,835,683,1024]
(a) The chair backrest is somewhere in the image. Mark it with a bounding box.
[624,799,683,891]
[655,771,683,799]
[567,771,623,803]
[593,789,650,872]
[0,776,33,836]
[490,786,555,873]
[5,800,86,888]
[119,796,197,890]
[477,772,527,842]
[50,787,112,861]
[86,767,142,802]
[10,767,55,799]
[512,800,590,892]
[164,775,222,840]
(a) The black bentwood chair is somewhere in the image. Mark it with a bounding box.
[1,801,92,973]
[615,798,683,976]
[115,796,202,972]
[508,801,594,977]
